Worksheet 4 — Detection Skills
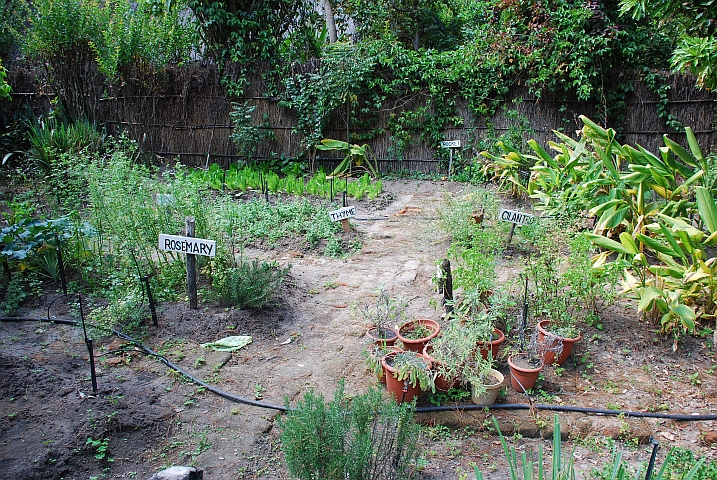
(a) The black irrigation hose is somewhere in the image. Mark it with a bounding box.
[413,403,717,420]
[4,315,717,421]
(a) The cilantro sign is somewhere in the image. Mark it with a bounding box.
[499,209,535,225]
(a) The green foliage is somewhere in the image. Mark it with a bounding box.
[590,445,707,480]
[475,415,575,480]
[188,0,321,96]
[436,187,504,296]
[211,257,290,309]
[316,139,380,178]
[26,118,107,176]
[0,273,42,313]
[86,437,113,462]
[278,381,421,480]
[192,163,383,202]
[282,42,376,152]
[0,60,11,101]
[0,0,30,60]
[486,115,716,338]
[88,0,197,81]
[25,0,197,120]
[620,0,717,89]
[385,351,434,391]
[229,101,274,161]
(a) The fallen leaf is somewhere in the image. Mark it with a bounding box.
[279,338,291,345]
[659,431,675,441]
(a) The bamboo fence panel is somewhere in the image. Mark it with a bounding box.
[4,66,716,173]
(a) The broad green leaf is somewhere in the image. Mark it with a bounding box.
[319,138,349,149]
[696,186,717,234]
[585,233,633,255]
[636,233,680,258]
[638,286,664,311]
[685,127,704,163]
[672,304,696,330]
[663,135,699,167]
[658,222,686,261]
[602,206,629,230]
[528,139,554,164]
[589,199,623,216]
[619,232,639,254]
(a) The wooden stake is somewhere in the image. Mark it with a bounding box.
[340,218,350,233]
[440,258,453,315]
[186,216,198,309]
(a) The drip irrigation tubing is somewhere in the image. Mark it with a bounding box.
[4,315,717,421]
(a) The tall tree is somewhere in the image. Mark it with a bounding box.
[324,0,338,43]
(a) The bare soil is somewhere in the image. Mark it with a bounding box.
[2,179,717,480]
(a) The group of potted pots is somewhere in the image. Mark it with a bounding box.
[362,285,583,403]
[364,291,509,405]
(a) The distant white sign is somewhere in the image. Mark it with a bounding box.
[499,209,535,225]
[440,140,461,148]
[329,206,356,222]
[159,234,216,257]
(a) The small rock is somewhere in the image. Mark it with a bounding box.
[148,466,203,480]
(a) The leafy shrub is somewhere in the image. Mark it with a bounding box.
[279,381,420,480]
[0,273,42,313]
[212,258,289,309]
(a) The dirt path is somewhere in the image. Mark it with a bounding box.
[2,179,717,479]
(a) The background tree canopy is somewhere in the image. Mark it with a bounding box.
[0,0,710,158]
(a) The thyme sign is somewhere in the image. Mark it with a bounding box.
[329,206,356,233]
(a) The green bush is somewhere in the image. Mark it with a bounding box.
[279,382,421,480]
[212,258,289,309]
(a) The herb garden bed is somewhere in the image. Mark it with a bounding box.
[1,179,717,480]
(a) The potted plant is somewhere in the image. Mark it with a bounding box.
[463,356,504,406]
[426,312,503,402]
[381,351,433,403]
[506,328,558,393]
[451,288,507,360]
[363,343,403,384]
[357,287,407,346]
[526,228,590,366]
[397,318,441,353]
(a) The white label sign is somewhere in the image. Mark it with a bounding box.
[499,209,535,225]
[159,234,216,257]
[329,206,356,222]
[440,140,461,148]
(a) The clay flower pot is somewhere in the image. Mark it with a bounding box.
[374,345,403,384]
[366,326,398,346]
[422,344,459,392]
[508,354,543,393]
[536,320,581,366]
[478,328,505,360]
[397,319,441,353]
[471,369,504,405]
[381,351,431,404]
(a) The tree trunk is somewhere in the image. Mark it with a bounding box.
[324,0,337,43]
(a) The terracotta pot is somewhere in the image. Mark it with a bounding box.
[397,319,441,353]
[374,345,403,384]
[478,328,505,361]
[471,369,504,405]
[366,326,398,346]
[536,320,581,366]
[422,345,459,392]
[382,351,431,404]
[508,354,543,392]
